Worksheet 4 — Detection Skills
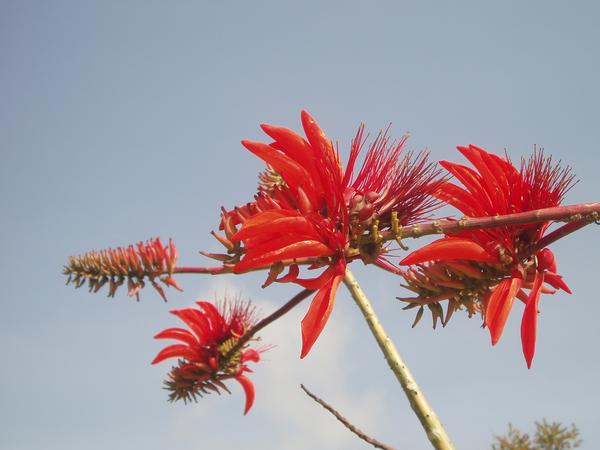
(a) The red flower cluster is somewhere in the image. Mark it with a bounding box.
[214,111,441,358]
[152,300,264,414]
[400,145,575,367]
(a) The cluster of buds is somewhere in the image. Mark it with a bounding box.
[63,238,181,301]
[152,299,265,414]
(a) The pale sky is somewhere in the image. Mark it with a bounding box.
[2,1,599,449]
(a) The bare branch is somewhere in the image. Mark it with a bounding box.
[300,384,397,450]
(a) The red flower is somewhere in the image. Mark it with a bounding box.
[217,111,442,358]
[400,145,575,367]
[152,299,264,414]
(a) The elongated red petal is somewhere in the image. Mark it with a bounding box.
[300,274,342,358]
[400,238,498,266]
[235,240,334,273]
[235,374,255,415]
[170,308,211,344]
[151,344,198,365]
[295,266,335,290]
[260,124,322,196]
[521,272,545,369]
[232,215,317,242]
[485,278,522,345]
[154,327,199,346]
[544,271,572,294]
[435,183,480,216]
[241,140,313,195]
[457,145,508,213]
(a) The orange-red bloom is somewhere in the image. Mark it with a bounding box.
[152,300,264,414]
[220,111,442,358]
[400,145,575,367]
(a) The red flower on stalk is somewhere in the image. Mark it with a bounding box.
[400,145,575,367]
[152,300,264,414]
[216,111,442,358]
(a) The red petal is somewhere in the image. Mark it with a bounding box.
[458,145,508,214]
[170,308,211,344]
[400,237,498,266]
[235,240,334,273]
[301,110,332,158]
[260,124,322,196]
[154,327,198,346]
[241,140,313,195]
[295,266,335,290]
[521,272,545,369]
[235,374,255,415]
[536,248,557,273]
[232,215,317,242]
[300,274,342,358]
[198,302,227,340]
[485,278,522,345]
[435,183,480,216]
[544,271,572,294]
[151,344,198,365]
[241,349,261,363]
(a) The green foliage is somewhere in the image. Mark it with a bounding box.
[492,420,582,450]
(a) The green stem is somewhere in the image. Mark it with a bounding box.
[343,268,455,450]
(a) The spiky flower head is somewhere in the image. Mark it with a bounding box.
[152,298,266,414]
[63,238,182,301]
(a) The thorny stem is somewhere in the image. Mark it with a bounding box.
[300,384,396,450]
[224,288,315,360]
[343,268,455,450]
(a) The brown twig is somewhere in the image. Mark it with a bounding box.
[386,202,600,241]
[300,384,397,450]
[224,288,315,360]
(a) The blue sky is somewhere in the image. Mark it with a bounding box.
[1,1,599,449]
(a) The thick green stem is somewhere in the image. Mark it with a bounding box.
[343,268,455,450]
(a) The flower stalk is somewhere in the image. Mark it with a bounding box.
[343,268,455,450]
[388,202,600,242]
[224,288,314,360]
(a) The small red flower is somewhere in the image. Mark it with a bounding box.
[400,145,575,367]
[215,111,442,358]
[152,299,264,414]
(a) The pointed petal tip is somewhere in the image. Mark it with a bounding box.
[525,358,533,369]
[235,375,255,415]
[259,123,273,133]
